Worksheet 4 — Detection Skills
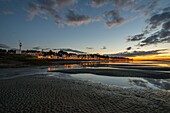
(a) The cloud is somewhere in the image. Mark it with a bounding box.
[127,33,145,42]
[132,1,159,15]
[33,46,42,50]
[34,47,86,53]
[133,4,147,12]
[57,48,86,54]
[146,11,170,30]
[0,43,10,49]
[55,0,76,7]
[104,10,126,27]
[90,0,111,8]
[142,1,159,16]
[27,1,63,23]
[2,10,14,15]
[36,0,75,9]
[101,46,106,49]
[113,0,135,8]
[66,9,92,26]
[105,49,168,57]
[162,20,170,30]
[25,0,161,28]
[126,47,132,50]
[86,47,93,49]
[163,7,170,12]
[138,30,170,46]
[27,0,75,26]
[127,6,170,47]
[27,3,41,21]
[147,1,159,11]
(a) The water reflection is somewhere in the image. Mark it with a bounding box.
[144,79,170,90]
[47,61,135,71]
[47,64,82,71]
[47,60,170,90]
[132,61,170,67]
[70,73,170,90]
[129,79,148,88]
[48,61,170,73]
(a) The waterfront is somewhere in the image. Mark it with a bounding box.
[1,60,170,91]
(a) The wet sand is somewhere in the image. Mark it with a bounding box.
[89,64,170,71]
[0,75,170,113]
[50,68,170,79]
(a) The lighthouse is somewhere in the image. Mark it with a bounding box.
[19,40,22,52]
[16,40,22,54]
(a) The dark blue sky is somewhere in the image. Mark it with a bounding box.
[0,0,170,57]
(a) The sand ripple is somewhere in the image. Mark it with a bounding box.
[0,75,170,113]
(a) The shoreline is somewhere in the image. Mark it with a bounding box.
[0,74,170,113]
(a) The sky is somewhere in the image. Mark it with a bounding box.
[0,0,170,59]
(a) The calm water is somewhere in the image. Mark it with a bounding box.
[0,61,170,90]
[47,61,170,90]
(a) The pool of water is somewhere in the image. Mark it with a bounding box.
[46,61,170,90]
[46,72,170,90]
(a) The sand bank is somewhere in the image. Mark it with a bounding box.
[50,68,170,79]
[90,64,170,71]
[0,75,170,113]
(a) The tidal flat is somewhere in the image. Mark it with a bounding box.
[1,61,170,113]
[0,75,170,113]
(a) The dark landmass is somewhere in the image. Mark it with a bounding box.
[0,53,94,68]
[0,53,53,68]
[0,52,131,68]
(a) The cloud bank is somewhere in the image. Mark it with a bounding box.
[127,6,170,47]
[25,0,161,28]
[104,10,126,27]
[66,9,92,26]
[57,48,86,54]
[0,43,10,49]
[1,0,161,27]
[105,49,168,57]
[86,47,93,49]
[90,0,111,8]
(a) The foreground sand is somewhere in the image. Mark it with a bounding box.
[0,75,170,113]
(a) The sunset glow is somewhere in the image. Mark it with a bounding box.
[130,55,170,61]
[0,0,170,60]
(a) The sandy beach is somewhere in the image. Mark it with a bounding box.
[0,74,170,113]
[1,0,170,112]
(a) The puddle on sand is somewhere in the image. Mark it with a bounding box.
[69,73,169,90]
[46,71,170,90]
[47,62,170,90]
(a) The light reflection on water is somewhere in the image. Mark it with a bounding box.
[48,60,170,70]
[47,60,170,90]
[47,64,82,71]
[132,61,170,67]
